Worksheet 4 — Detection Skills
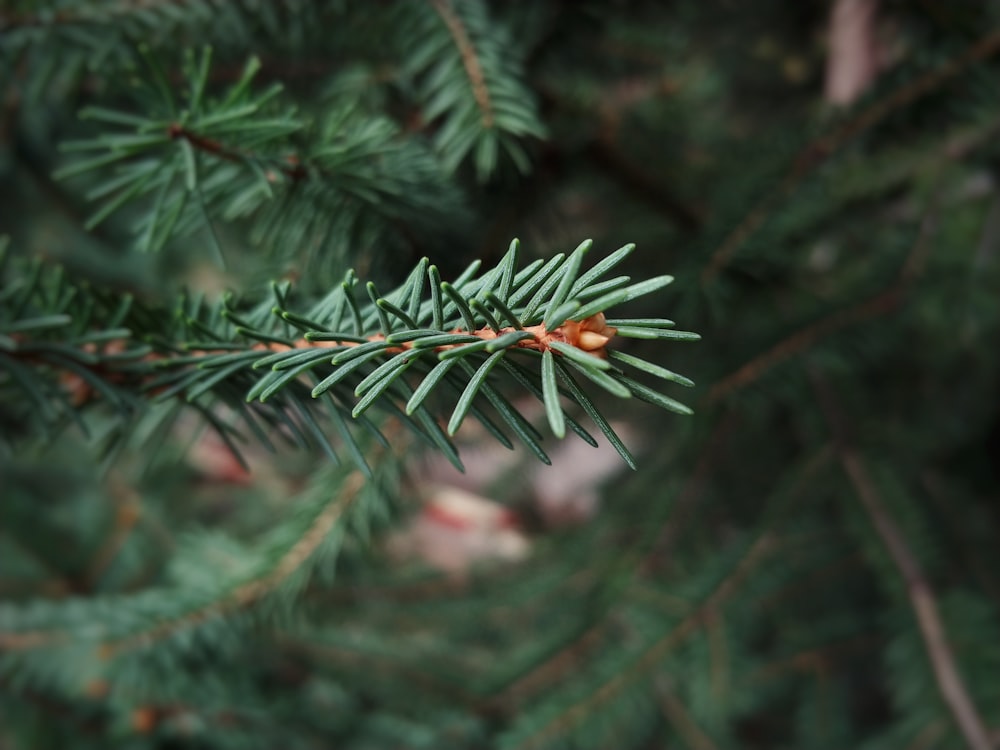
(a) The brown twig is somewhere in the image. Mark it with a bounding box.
[167,123,307,181]
[810,372,994,750]
[747,632,881,683]
[842,452,993,750]
[705,288,901,405]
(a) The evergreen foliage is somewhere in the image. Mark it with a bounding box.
[3,2,1000,749]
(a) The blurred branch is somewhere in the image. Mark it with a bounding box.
[706,188,940,405]
[166,122,306,180]
[491,619,609,713]
[811,372,995,750]
[0,0,174,31]
[429,0,494,128]
[84,473,143,587]
[585,138,702,232]
[536,76,703,233]
[920,471,1000,606]
[747,632,881,683]
[645,411,741,569]
[512,533,776,750]
[105,469,368,654]
[590,74,702,232]
[276,631,480,710]
[706,287,901,405]
[701,24,1000,284]
[655,677,719,750]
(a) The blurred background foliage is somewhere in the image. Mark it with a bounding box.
[2,0,1000,748]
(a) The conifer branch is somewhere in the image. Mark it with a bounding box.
[655,677,720,750]
[811,373,994,750]
[83,474,143,587]
[2,239,697,469]
[397,0,546,179]
[504,534,775,749]
[0,0,218,31]
[0,628,61,651]
[701,24,1000,284]
[6,5,1000,748]
[706,197,939,405]
[51,48,459,258]
[165,122,306,181]
[429,0,494,129]
[748,632,880,683]
[492,621,609,713]
[839,453,993,750]
[0,459,382,656]
[706,288,900,405]
[105,469,369,654]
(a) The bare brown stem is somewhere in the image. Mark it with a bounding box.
[811,373,994,750]
[842,451,994,750]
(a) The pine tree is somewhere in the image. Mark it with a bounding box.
[3,2,1000,749]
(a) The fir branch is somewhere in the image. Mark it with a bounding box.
[706,198,939,405]
[811,373,994,750]
[0,628,59,651]
[429,0,494,129]
[6,6,1000,748]
[52,49,461,263]
[105,469,369,654]
[491,620,610,714]
[2,240,697,468]
[0,459,383,657]
[644,413,741,570]
[82,474,143,587]
[748,632,880,683]
[0,1,212,31]
[396,0,546,179]
[503,534,776,750]
[706,288,900,405]
[274,632,481,711]
[654,677,719,750]
[0,1,328,54]
[165,122,306,181]
[700,24,1000,284]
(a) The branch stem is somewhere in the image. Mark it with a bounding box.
[811,372,994,750]
[840,451,994,750]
